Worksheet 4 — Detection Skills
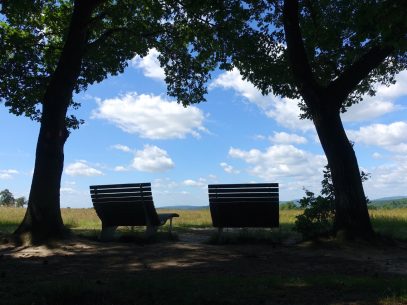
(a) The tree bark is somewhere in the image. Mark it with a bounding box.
[283,0,376,240]
[14,0,99,242]
[312,105,374,239]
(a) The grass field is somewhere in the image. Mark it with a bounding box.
[1,207,407,240]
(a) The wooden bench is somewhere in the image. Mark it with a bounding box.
[90,183,179,240]
[208,183,279,233]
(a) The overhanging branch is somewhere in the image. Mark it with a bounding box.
[328,45,394,101]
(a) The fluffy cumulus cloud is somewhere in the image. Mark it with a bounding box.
[342,99,398,122]
[131,48,165,81]
[342,70,407,122]
[211,68,271,109]
[212,68,407,129]
[220,162,240,174]
[92,92,207,139]
[65,161,103,177]
[0,169,19,179]
[211,68,314,132]
[269,132,307,144]
[364,155,407,198]
[229,145,326,182]
[376,70,407,98]
[132,145,174,172]
[348,121,407,153]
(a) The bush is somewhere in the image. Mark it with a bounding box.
[294,190,335,240]
[294,164,370,240]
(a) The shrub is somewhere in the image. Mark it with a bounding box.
[294,190,335,239]
[294,164,370,240]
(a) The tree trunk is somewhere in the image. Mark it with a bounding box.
[14,0,98,243]
[313,107,374,239]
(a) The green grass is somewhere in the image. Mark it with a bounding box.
[1,207,407,240]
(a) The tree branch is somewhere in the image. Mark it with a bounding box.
[85,27,160,51]
[283,0,320,99]
[328,45,394,100]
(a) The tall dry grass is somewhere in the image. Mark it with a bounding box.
[1,207,406,239]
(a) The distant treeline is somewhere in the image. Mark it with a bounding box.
[279,198,407,210]
[369,198,407,209]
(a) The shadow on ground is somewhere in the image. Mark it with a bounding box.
[0,230,406,305]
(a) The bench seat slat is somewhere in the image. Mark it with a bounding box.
[90,183,151,190]
[90,188,151,195]
[91,193,152,199]
[209,183,278,189]
[209,193,279,199]
[208,188,278,194]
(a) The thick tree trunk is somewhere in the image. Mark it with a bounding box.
[313,107,374,239]
[14,0,98,242]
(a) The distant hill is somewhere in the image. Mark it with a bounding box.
[157,205,209,210]
[370,197,407,209]
[372,196,407,202]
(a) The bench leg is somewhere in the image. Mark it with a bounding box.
[218,227,223,236]
[146,225,158,238]
[100,226,117,241]
[168,218,173,235]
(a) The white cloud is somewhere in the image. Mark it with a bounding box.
[265,98,314,131]
[376,70,407,98]
[220,162,240,174]
[65,161,103,177]
[112,144,132,153]
[269,131,307,144]
[210,68,271,109]
[60,187,76,194]
[372,152,382,159]
[211,68,314,132]
[254,134,267,141]
[229,144,326,182]
[131,48,165,81]
[342,70,407,122]
[364,155,407,198]
[342,99,398,122]
[212,68,407,129]
[0,169,19,179]
[348,121,407,152]
[92,92,207,139]
[114,166,128,172]
[183,178,206,187]
[132,145,174,172]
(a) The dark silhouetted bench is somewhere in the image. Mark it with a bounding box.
[90,183,179,240]
[208,183,279,233]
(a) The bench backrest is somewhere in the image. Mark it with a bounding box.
[208,183,279,228]
[90,183,161,227]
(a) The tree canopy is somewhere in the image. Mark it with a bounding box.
[0,0,221,126]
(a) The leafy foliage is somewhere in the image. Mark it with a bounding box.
[294,190,335,240]
[294,165,370,239]
[0,0,225,127]
[215,0,407,117]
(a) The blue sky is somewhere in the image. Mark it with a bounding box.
[1,48,407,208]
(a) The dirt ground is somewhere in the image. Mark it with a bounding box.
[1,230,407,304]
